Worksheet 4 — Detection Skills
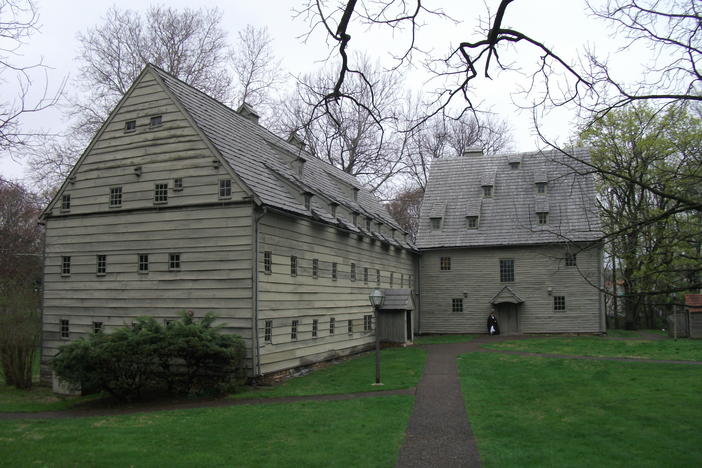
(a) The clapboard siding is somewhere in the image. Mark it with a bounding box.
[419,243,603,334]
[256,211,417,373]
[41,203,254,382]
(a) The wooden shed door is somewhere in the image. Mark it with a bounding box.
[497,303,519,334]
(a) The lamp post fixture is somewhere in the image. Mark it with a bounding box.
[369,288,385,385]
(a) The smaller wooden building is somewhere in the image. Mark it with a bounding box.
[377,289,415,344]
[685,294,702,339]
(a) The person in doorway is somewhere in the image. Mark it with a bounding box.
[487,311,500,335]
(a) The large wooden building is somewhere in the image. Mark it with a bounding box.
[39,65,418,382]
[416,148,605,334]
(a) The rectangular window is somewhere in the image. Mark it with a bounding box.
[408,274,412,288]
[566,252,577,267]
[312,319,318,337]
[401,273,404,288]
[537,212,548,225]
[173,177,183,191]
[509,162,520,170]
[364,314,373,331]
[329,317,335,335]
[93,321,103,334]
[389,272,394,288]
[61,256,71,276]
[348,319,353,334]
[264,320,272,342]
[60,319,70,338]
[149,115,162,128]
[61,194,71,211]
[304,193,312,210]
[330,204,337,218]
[536,182,547,194]
[366,218,372,231]
[138,254,149,273]
[483,186,493,197]
[554,295,566,312]
[440,257,451,271]
[452,298,464,313]
[466,216,479,229]
[264,251,272,274]
[363,267,369,284]
[312,258,319,279]
[109,186,122,207]
[154,183,168,204]
[431,218,441,230]
[219,179,232,199]
[500,259,514,282]
[290,256,297,276]
[291,320,298,341]
[376,269,381,286]
[124,120,136,132]
[332,262,338,281]
[96,255,106,275]
[350,263,356,281]
[169,253,181,271]
[353,212,359,225]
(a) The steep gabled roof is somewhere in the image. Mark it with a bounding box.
[416,148,602,249]
[148,65,408,240]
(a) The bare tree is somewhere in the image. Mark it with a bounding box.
[386,185,423,242]
[230,25,283,120]
[0,0,62,154]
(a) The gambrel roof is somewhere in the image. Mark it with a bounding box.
[416,148,601,249]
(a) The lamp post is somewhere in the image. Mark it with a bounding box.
[369,288,385,385]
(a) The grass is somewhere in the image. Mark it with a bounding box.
[605,329,666,337]
[413,334,477,345]
[459,353,702,467]
[233,347,426,399]
[0,395,414,468]
[484,336,702,361]
[0,383,100,413]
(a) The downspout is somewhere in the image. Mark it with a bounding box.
[416,252,422,335]
[252,205,268,377]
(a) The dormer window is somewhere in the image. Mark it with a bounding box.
[365,218,372,231]
[330,203,338,218]
[482,186,493,198]
[391,229,396,239]
[124,120,136,133]
[466,216,479,229]
[430,218,442,230]
[353,188,359,202]
[376,222,382,233]
[149,115,162,128]
[304,193,312,210]
[353,212,359,225]
[536,182,547,194]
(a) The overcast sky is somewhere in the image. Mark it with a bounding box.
[0,0,639,182]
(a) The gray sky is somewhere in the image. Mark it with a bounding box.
[0,0,641,182]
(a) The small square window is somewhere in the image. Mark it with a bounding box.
[483,186,493,197]
[264,251,272,274]
[430,218,441,230]
[61,256,71,276]
[329,317,335,335]
[363,267,369,284]
[566,252,577,267]
[364,314,373,331]
[452,298,463,313]
[332,262,338,281]
[376,269,381,286]
[348,319,353,334]
[290,256,297,276]
[60,319,70,338]
[96,255,106,275]
[536,183,547,194]
[264,320,272,342]
[169,253,181,271]
[219,179,232,199]
[537,212,548,225]
[509,162,520,170]
[350,263,356,281]
[173,178,183,191]
[154,183,168,204]
[312,319,318,338]
[93,321,103,334]
[149,115,162,128]
[466,216,479,229]
[291,320,298,341]
[110,187,122,207]
[440,257,451,271]
[500,259,514,283]
[312,258,319,279]
[138,254,149,273]
[124,120,136,132]
[61,194,71,211]
[554,295,566,312]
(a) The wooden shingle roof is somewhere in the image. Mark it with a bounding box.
[416,148,602,249]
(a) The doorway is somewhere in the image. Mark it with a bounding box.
[496,303,519,334]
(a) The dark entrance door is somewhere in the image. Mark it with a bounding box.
[496,303,519,334]
[406,310,412,342]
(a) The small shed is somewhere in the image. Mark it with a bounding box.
[686,294,702,339]
[377,289,414,344]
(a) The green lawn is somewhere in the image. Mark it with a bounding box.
[0,395,413,468]
[459,353,702,467]
[233,347,426,399]
[485,336,702,361]
[605,329,666,337]
[0,383,99,412]
[413,334,477,345]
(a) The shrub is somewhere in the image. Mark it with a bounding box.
[0,284,42,389]
[52,313,245,401]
